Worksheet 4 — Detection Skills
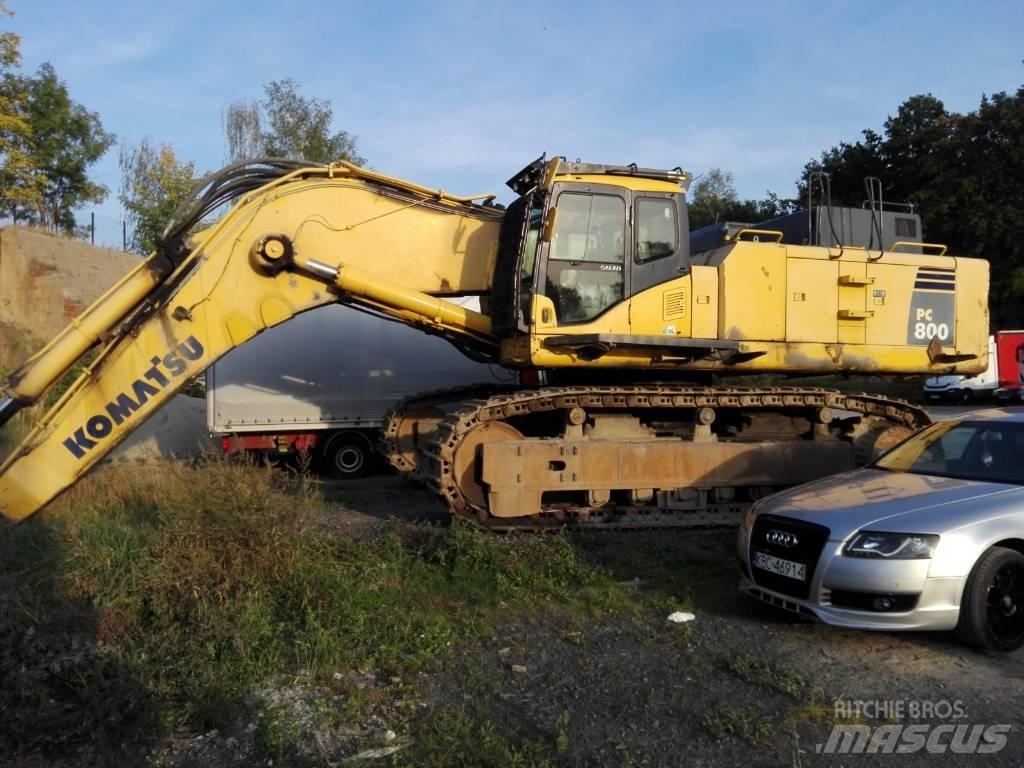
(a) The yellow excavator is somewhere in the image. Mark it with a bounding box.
[0,156,989,529]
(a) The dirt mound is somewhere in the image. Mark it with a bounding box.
[0,229,211,461]
[0,226,141,341]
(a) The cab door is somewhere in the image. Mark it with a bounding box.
[627,192,694,338]
[631,192,687,293]
[537,184,630,329]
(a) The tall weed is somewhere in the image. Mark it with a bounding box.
[0,456,629,760]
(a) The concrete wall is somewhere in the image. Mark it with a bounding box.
[0,226,141,341]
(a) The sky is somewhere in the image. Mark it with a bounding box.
[9,0,1024,246]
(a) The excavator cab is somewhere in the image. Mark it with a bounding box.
[490,156,692,363]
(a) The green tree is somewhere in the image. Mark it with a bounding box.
[688,167,794,230]
[119,139,201,254]
[223,98,261,162]
[688,168,739,227]
[801,95,955,211]
[949,88,1024,326]
[799,128,887,207]
[224,78,365,165]
[802,86,1024,327]
[21,62,115,232]
[0,1,45,219]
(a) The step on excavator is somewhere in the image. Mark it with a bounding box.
[0,156,989,529]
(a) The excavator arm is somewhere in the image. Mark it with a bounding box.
[0,159,505,522]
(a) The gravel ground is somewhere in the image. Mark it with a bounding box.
[431,527,1024,767]
[154,496,1024,766]
[70,401,1024,766]
[304,474,1024,767]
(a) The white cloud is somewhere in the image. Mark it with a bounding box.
[71,35,161,69]
[357,94,825,201]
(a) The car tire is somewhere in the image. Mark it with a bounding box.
[322,433,371,479]
[956,546,1024,651]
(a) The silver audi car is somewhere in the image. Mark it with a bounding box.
[738,409,1024,651]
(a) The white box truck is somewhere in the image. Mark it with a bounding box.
[923,331,1024,403]
[206,299,516,477]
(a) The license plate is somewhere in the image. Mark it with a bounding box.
[752,551,807,582]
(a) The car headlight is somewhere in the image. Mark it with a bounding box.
[844,531,939,559]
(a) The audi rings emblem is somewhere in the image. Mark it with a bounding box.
[766,529,799,548]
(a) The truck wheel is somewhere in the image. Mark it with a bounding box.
[956,546,1024,651]
[322,433,370,479]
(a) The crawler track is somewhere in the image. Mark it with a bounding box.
[384,385,930,532]
[381,383,522,474]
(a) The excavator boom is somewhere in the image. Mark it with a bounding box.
[0,159,503,522]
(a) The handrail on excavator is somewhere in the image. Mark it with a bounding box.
[326,160,498,206]
[729,228,785,244]
[891,241,949,256]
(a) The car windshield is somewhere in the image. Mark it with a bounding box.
[872,419,1024,485]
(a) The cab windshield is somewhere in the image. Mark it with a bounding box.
[872,419,1024,485]
[544,192,625,324]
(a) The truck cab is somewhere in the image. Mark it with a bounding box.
[995,339,1024,403]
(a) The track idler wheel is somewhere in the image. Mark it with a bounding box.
[390,406,445,475]
[451,421,525,510]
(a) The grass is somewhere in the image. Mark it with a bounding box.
[570,529,737,614]
[700,656,806,749]
[0,320,672,765]
[701,708,773,746]
[0,318,39,372]
[725,653,805,699]
[0,320,42,460]
[0,457,640,766]
[0,406,34,462]
[402,706,563,767]
[784,687,845,728]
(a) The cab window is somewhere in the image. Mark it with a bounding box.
[635,198,677,263]
[549,193,624,263]
[545,192,625,324]
[519,203,544,323]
